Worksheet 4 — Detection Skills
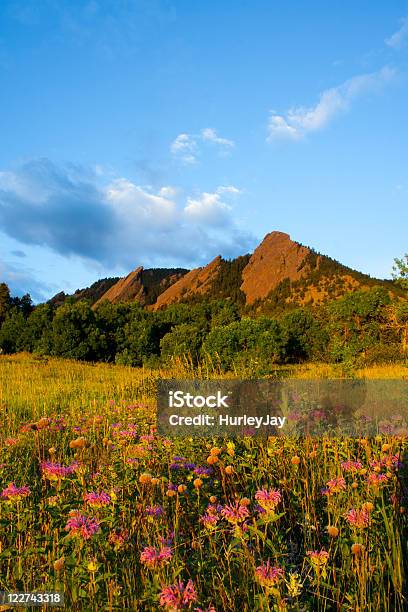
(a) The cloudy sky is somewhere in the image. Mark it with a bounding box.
[0,1,407,301]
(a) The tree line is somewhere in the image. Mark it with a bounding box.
[0,281,407,371]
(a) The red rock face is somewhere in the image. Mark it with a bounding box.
[240,231,310,304]
[94,267,145,306]
[153,256,222,310]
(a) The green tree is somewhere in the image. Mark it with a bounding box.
[50,302,106,361]
[0,283,11,324]
[0,309,26,353]
[392,254,408,290]
[160,323,204,363]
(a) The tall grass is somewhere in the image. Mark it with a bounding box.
[0,354,406,611]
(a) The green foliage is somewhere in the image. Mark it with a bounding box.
[0,283,406,369]
[0,282,12,324]
[392,254,408,290]
[160,323,204,363]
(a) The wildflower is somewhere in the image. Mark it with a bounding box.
[291,455,301,465]
[343,508,370,529]
[255,488,282,513]
[193,466,213,477]
[84,491,112,508]
[140,545,172,569]
[324,477,346,495]
[65,510,100,540]
[351,543,364,555]
[210,447,221,456]
[4,438,18,447]
[69,437,87,449]
[200,512,218,530]
[366,472,388,487]
[139,473,152,485]
[145,504,164,518]
[159,579,198,610]
[255,560,284,588]
[108,528,129,549]
[53,556,65,571]
[87,560,98,572]
[177,484,187,493]
[327,525,339,538]
[341,460,363,472]
[285,571,303,597]
[221,502,249,525]
[207,455,218,465]
[41,461,78,481]
[307,549,329,567]
[193,478,203,489]
[224,465,234,475]
[1,482,31,502]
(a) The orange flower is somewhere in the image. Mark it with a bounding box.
[351,543,364,555]
[139,473,152,485]
[327,526,339,538]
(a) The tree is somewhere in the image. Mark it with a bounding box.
[392,254,408,290]
[49,302,106,361]
[0,283,11,324]
[0,309,26,353]
[160,323,204,364]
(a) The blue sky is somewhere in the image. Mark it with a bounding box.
[0,0,407,301]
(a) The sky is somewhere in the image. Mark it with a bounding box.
[0,0,407,302]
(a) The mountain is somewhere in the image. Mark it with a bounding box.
[93,267,188,307]
[49,231,402,313]
[49,277,121,307]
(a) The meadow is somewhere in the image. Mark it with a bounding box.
[0,353,407,611]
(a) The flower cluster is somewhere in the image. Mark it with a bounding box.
[1,482,31,501]
[255,488,282,513]
[40,461,79,481]
[343,507,370,529]
[140,545,172,569]
[159,580,198,610]
[84,491,112,508]
[255,560,284,588]
[65,510,100,540]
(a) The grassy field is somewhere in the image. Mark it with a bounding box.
[0,353,407,611]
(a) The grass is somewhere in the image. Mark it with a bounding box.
[0,353,406,611]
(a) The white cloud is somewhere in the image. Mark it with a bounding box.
[170,133,198,163]
[267,66,396,141]
[201,127,235,148]
[0,159,253,270]
[170,127,235,163]
[385,16,408,49]
[159,185,178,198]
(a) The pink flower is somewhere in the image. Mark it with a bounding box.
[84,491,112,508]
[140,546,172,569]
[1,482,31,501]
[65,510,100,539]
[325,477,346,495]
[341,460,363,472]
[40,461,78,481]
[366,472,388,487]
[255,488,282,513]
[343,508,370,528]
[255,560,284,588]
[307,549,329,567]
[221,503,249,524]
[159,579,198,610]
[108,528,129,549]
